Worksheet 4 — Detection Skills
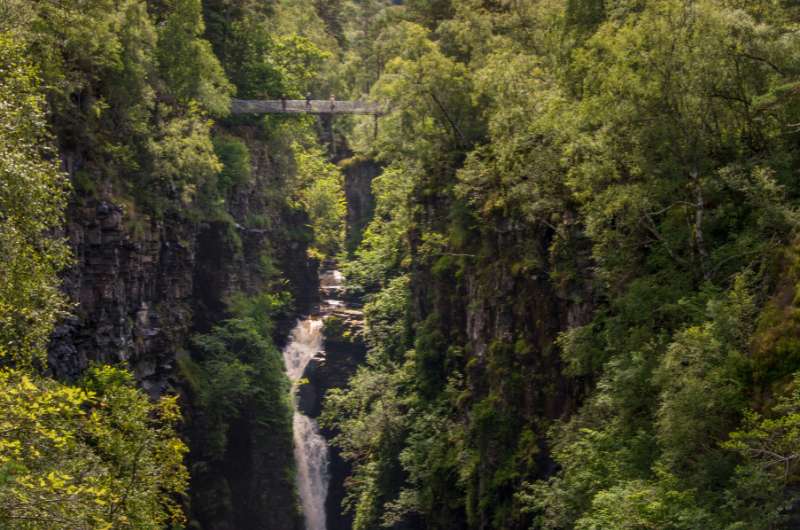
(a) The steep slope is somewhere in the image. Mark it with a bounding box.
[3,1,340,528]
[325,2,800,529]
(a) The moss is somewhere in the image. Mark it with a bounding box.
[115,195,151,240]
[323,315,352,343]
[432,254,456,277]
[72,169,98,196]
[752,243,800,387]
[176,353,204,394]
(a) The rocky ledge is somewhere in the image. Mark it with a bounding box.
[297,308,365,419]
[296,267,366,530]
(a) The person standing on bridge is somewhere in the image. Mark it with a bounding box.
[281,95,287,111]
[329,94,336,111]
[306,92,312,109]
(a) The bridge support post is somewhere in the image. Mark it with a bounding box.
[329,117,336,159]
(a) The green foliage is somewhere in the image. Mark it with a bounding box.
[7,0,800,527]
[321,275,413,529]
[343,166,414,294]
[147,107,224,215]
[0,366,188,529]
[293,141,347,259]
[327,0,800,528]
[362,275,412,360]
[269,34,334,98]
[718,388,800,529]
[202,0,332,98]
[573,476,711,530]
[156,0,233,116]
[188,293,292,462]
[184,291,298,528]
[0,34,71,368]
[1,0,346,527]
[362,20,482,161]
[655,276,755,484]
[213,134,252,193]
[0,28,190,529]
[1,0,239,224]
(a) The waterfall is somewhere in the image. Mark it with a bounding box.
[283,268,346,530]
[283,318,329,530]
[293,413,329,530]
[284,319,324,381]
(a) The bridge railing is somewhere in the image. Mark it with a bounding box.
[230,99,385,115]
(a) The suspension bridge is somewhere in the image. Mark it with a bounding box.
[230,99,385,116]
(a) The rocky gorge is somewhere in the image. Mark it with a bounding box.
[296,268,366,530]
[6,1,800,529]
[46,121,376,529]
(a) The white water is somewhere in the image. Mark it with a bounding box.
[284,319,324,381]
[283,269,346,530]
[293,413,329,530]
[283,317,329,530]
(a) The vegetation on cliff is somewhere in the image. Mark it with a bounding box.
[4,0,800,528]
[0,0,344,527]
[325,1,800,529]
[181,291,299,528]
[0,29,187,528]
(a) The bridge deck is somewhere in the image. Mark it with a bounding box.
[230,99,384,115]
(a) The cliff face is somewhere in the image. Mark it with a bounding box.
[458,225,594,423]
[49,127,316,530]
[49,151,318,391]
[300,305,366,530]
[343,158,379,255]
[402,205,596,528]
[49,201,195,398]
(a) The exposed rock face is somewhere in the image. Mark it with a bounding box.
[49,128,318,530]
[49,140,377,530]
[298,309,365,419]
[406,218,595,528]
[49,200,195,399]
[343,158,379,254]
[296,268,367,530]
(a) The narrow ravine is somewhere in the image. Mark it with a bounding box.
[283,317,328,530]
[282,268,348,530]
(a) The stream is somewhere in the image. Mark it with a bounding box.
[282,268,346,530]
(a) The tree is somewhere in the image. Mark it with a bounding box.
[156,0,233,116]
[722,374,800,528]
[293,142,347,259]
[0,27,190,528]
[326,1,800,528]
[0,33,70,368]
[0,366,188,529]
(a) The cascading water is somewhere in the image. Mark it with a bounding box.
[282,268,346,530]
[284,318,329,530]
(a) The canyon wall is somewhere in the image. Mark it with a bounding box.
[49,126,317,529]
